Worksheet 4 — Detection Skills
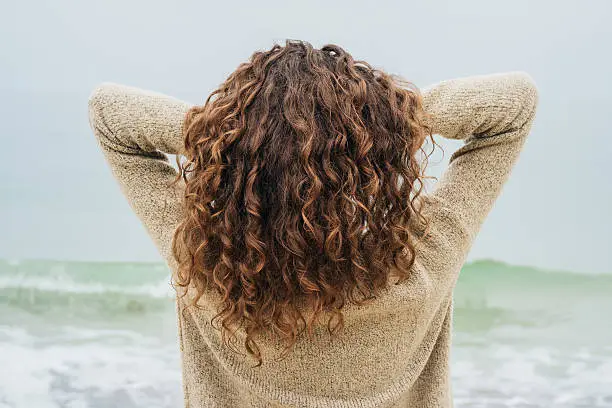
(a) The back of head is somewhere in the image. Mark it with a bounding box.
[172,39,433,367]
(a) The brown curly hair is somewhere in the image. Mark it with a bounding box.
[171,39,435,367]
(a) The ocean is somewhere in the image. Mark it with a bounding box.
[0,258,610,408]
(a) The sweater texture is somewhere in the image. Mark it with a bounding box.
[87,71,539,407]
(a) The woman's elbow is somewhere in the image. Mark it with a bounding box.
[514,71,539,115]
[507,71,540,130]
[87,82,121,136]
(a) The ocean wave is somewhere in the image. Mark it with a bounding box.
[0,260,176,316]
[1,258,610,318]
[0,274,174,298]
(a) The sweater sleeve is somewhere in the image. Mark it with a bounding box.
[418,71,539,261]
[87,83,193,268]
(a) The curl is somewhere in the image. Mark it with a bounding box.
[170,39,437,367]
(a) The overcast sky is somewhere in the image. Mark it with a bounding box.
[1,0,610,274]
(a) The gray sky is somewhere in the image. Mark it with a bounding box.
[1,0,611,274]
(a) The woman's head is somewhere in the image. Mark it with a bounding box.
[172,39,433,367]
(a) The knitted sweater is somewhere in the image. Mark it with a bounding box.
[87,71,539,408]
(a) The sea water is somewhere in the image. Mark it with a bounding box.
[0,259,610,407]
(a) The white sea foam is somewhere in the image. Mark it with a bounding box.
[2,321,611,408]
[452,342,612,407]
[0,325,182,408]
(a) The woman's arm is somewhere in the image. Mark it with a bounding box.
[419,71,539,264]
[87,83,193,268]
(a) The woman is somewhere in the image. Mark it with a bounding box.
[88,40,538,408]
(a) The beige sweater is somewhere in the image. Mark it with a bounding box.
[87,71,539,408]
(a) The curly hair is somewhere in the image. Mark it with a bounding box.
[171,39,435,367]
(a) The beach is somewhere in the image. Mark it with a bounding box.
[1,258,611,407]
